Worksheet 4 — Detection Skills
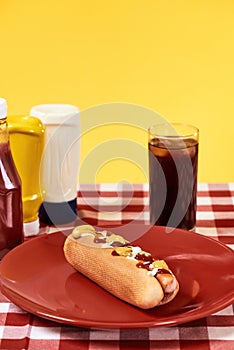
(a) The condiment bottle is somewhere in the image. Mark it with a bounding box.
[8,115,45,236]
[0,98,23,258]
[30,104,80,225]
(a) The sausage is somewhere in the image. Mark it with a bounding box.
[63,225,179,309]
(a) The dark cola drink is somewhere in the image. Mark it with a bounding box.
[149,137,198,231]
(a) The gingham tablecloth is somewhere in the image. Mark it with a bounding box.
[0,183,234,350]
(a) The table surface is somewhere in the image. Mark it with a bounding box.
[0,183,233,350]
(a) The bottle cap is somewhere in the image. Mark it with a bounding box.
[30,104,79,125]
[0,98,7,119]
[23,218,40,237]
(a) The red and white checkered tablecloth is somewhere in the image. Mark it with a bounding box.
[0,183,233,350]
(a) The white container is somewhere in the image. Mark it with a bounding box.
[30,104,80,224]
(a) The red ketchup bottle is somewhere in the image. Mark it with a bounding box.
[0,98,23,259]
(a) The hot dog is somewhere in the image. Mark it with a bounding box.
[63,225,179,309]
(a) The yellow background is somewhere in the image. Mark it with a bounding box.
[1,0,234,183]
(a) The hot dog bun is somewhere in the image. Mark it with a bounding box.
[63,225,179,309]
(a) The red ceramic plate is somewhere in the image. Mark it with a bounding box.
[0,225,234,329]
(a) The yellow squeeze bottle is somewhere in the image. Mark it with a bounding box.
[8,116,45,236]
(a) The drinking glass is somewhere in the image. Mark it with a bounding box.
[148,123,199,231]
